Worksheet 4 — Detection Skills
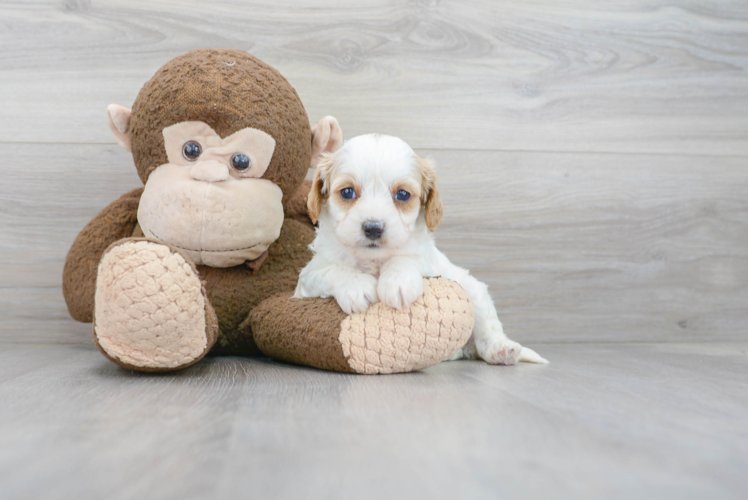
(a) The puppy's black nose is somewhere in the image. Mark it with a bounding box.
[363,221,384,240]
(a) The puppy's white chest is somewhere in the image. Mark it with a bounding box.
[357,258,383,277]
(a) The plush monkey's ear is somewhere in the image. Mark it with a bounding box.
[416,156,443,231]
[310,116,342,168]
[106,104,132,152]
[307,154,334,224]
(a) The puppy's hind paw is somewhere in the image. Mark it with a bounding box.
[479,339,523,365]
[334,274,379,314]
[443,348,464,361]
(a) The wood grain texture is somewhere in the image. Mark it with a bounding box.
[430,149,748,342]
[2,143,745,343]
[0,0,747,154]
[0,343,746,500]
[1,3,746,498]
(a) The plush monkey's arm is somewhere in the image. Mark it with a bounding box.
[284,179,314,227]
[62,187,143,322]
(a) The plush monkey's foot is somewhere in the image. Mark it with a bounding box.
[93,239,218,372]
[249,277,474,374]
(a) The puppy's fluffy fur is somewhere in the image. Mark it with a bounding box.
[294,134,547,365]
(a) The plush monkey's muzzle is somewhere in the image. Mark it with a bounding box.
[137,163,284,267]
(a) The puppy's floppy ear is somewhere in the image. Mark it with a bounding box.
[416,156,443,231]
[307,153,334,224]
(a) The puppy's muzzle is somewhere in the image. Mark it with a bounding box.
[362,221,384,241]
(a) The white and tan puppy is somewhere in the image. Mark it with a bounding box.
[293,134,547,365]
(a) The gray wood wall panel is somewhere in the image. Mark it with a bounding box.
[1,143,745,343]
[0,1,746,154]
[0,0,746,344]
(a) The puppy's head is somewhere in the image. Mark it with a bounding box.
[307,134,442,256]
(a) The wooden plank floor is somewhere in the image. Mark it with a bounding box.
[0,342,746,500]
[1,1,747,498]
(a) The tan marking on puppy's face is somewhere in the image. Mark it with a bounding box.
[311,134,439,257]
[391,179,422,214]
[330,173,362,209]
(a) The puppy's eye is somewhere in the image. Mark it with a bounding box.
[340,188,357,200]
[182,141,202,161]
[395,190,411,202]
[231,153,251,171]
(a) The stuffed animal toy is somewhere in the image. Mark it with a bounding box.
[62,49,473,374]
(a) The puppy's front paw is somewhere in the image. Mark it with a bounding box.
[377,270,424,310]
[334,274,379,314]
[479,339,523,365]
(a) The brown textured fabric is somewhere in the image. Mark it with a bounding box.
[128,49,311,205]
[285,179,314,225]
[249,293,355,373]
[199,217,315,355]
[91,238,220,372]
[62,188,143,322]
[285,179,312,217]
[244,250,269,274]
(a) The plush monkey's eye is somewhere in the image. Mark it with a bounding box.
[231,153,251,171]
[340,188,357,200]
[395,190,411,201]
[182,141,202,161]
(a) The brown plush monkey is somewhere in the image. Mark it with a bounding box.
[62,49,473,373]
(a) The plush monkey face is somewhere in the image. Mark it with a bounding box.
[136,121,283,267]
[105,49,342,267]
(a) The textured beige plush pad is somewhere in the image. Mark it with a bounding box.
[339,277,474,374]
[94,240,213,369]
